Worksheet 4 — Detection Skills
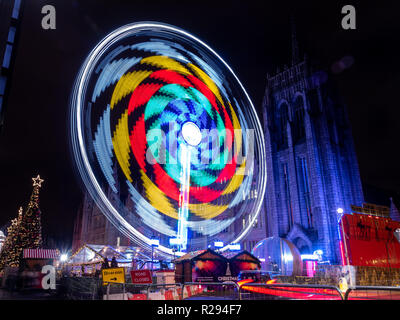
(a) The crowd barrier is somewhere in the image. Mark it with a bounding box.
[104,282,206,300]
[344,286,400,300]
[58,277,400,300]
[238,282,344,300]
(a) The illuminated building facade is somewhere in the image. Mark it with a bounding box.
[261,33,364,264]
[0,0,24,133]
[72,190,133,253]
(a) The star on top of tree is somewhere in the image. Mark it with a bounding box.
[32,175,44,188]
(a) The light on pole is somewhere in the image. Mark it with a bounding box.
[150,238,159,273]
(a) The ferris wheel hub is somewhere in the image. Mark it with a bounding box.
[181,121,202,147]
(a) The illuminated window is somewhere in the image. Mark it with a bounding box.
[7,27,16,44]
[279,103,289,147]
[12,0,22,19]
[299,158,313,228]
[283,163,293,229]
[0,77,6,95]
[293,96,305,142]
[2,44,13,69]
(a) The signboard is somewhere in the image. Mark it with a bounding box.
[130,270,153,284]
[102,267,125,284]
[351,203,390,217]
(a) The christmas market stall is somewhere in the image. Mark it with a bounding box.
[65,244,150,276]
[174,249,228,283]
[221,250,261,281]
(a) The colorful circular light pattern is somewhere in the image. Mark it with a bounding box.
[70,22,266,257]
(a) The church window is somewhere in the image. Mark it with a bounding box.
[279,103,289,147]
[293,96,305,142]
[299,158,313,228]
[283,163,294,229]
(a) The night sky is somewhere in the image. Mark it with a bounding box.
[0,0,399,248]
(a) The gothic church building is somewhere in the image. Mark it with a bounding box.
[262,36,364,264]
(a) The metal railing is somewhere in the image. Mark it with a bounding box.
[344,286,400,300]
[56,277,400,300]
[182,281,240,300]
[238,282,344,300]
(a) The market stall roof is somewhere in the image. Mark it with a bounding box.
[174,249,226,262]
[221,250,260,264]
[23,249,60,259]
[90,244,127,261]
[67,244,103,265]
[67,244,151,265]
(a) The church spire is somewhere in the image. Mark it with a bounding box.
[290,15,300,65]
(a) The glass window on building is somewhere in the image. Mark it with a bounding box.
[0,76,7,95]
[2,44,13,69]
[7,27,16,44]
[12,0,22,19]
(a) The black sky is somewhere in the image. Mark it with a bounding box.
[0,0,399,247]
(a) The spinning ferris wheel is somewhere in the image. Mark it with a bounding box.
[70,22,266,258]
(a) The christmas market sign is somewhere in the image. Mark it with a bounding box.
[130,270,153,284]
[102,267,125,284]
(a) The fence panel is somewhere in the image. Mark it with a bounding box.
[239,283,343,300]
[60,277,103,300]
[345,286,400,300]
[183,282,240,300]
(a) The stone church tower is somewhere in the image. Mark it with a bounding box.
[262,26,364,263]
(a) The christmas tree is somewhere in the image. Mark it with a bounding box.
[0,208,23,269]
[18,175,44,249]
[0,175,44,271]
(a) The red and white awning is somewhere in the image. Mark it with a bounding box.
[23,249,60,259]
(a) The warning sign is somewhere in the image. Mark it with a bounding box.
[102,267,125,284]
[130,270,153,284]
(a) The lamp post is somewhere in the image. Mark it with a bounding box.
[59,253,68,275]
[150,238,159,273]
[337,208,349,265]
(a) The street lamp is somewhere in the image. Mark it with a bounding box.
[150,237,159,272]
[336,207,350,265]
[60,253,68,262]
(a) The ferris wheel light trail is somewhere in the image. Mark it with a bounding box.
[70,22,267,258]
[176,143,191,251]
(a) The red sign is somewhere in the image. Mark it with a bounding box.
[340,213,400,268]
[130,270,153,284]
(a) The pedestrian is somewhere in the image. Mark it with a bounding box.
[102,258,109,269]
[111,256,118,268]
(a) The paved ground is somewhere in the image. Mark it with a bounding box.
[0,288,60,300]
